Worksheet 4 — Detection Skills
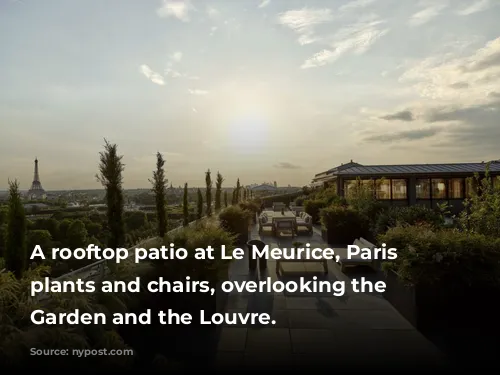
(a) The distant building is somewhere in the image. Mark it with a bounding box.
[312,160,500,214]
[250,184,277,192]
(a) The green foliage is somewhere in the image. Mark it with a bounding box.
[26,230,52,257]
[459,165,500,238]
[236,178,241,203]
[320,205,369,244]
[380,225,500,288]
[294,196,305,206]
[162,220,234,281]
[150,152,168,237]
[215,171,224,211]
[197,188,203,220]
[0,261,150,368]
[5,180,27,278]
[239,201,259,214]
[66,219,89,249]
[374,205,444,236]
[96,139,125,249]
[219,205,251,244]
[205,169,212,216]
[304,199,328,224]
[182,183,189,226]
[224,190,228,207]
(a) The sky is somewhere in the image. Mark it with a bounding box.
[1,0,499,190]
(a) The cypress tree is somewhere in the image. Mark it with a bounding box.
[197,188,203,219]
[215,171,224,211]
[96,139,125,250]
[5,180,27,278]
[236,178,241,203]
[183,183,189,226]
[150,152,167,238]
[205,169,212,216]
[224,190,228,207]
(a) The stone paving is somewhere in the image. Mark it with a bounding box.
[215,222,449,370]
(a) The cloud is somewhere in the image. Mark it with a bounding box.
[408,1,448,27]
[164,68,183,78]
[139,65,165,85]
[301,15,389,69]
[338,0,376,12]
[277,8,334,46]
[206,6,219,18]
[364,127,443,142]
[171,51,183,62]
[192,107,197,113]
[188,89,209,95]
[209,26,217,36]
[274,162,301,169]
[258,0,270,8]
[489,91,500,98]
[380,110,415,121]
[456,0,491,16]
[157,0,194,22]
[399,37,500,105]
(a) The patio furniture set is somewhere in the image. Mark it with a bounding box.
[258,204,313,237]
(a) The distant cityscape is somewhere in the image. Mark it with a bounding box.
[0,158,301,211]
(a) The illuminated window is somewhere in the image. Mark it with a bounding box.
[343,180,357,198]
[448,178,464,199]
[392,179,408,199]
[431,178,447,199]
[416,179,430,199]
[375,179,391,199]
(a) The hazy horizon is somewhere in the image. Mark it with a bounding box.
[1,0,499,190]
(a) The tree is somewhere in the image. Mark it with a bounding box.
[150,152,168,237]
[236,178,241,203]
[205,169,212,216]
[231,189,237,205]
[5,180,27,278]
[215,171,224,211]
[27,230,52,256]
[183,183,189,226]
[243,188,247,201]
[224,191,228,207]
[197,188,203,219]
[96,139,125,250]
[66,220,88,249]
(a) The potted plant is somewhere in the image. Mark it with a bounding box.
[219,205,252,245]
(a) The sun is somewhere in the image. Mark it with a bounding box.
[227,111,270,154]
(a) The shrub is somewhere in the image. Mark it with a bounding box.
[380,225,500,289]
[218,206,252,245]
[459,166,500,238]
[294,197,305,206]
[238,201,260,215]
[163,220,234,281]
[304,199,328,224]
[320,205,369,245]
[374,205,443,236]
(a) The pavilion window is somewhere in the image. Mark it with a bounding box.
[392,179,408,199]
[343,180,358,198]
[431,178,447,199]
[416,179,431,199]
[448,178,464,199]
[375,179,391,200]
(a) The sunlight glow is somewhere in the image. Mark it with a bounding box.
[227,112,270,154]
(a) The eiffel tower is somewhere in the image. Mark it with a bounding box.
[27,157,46,199]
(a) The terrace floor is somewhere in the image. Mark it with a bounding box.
[214,220,450,371]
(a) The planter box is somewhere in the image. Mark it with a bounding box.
[383,270,500,336]
[321,226,358,246]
